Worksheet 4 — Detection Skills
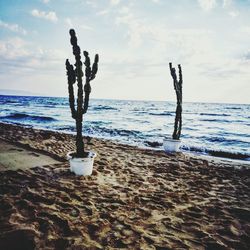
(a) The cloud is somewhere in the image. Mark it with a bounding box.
[64,18,92,30]
[115,6,213,59]
[199,64,242,79]
[110,0,120,5]
[0,37,65,74]
[102,0,248,86]
[244,51,250,61]
[198,55,250,86]
[228,11,239,18]
[110,2,249,91]
[0,37,29,60]
[65,18,73,27]
[240,26,250,34]
[115,10,152,48]
[198,0,236,12]
[31,9,58,23]
[80,24,93,30]
[41,0,50,3]
[96,0,120,15]
[222,0,232,8]
[0,20,27,35]
[96,9,110,16]
[86,0,98,8]
[198,0,217,11]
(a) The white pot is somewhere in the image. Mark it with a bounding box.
[67,151,96,176]
[163,138,181,152]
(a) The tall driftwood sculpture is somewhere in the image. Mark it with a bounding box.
[66,29,99,157]
[169,62,182,140]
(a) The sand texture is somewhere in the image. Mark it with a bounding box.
[0,140,60,171]
[0,122,249,249]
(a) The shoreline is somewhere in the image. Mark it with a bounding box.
[1,121,249,166]
[0,122,250,249]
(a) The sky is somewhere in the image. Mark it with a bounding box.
[0,0,250,104]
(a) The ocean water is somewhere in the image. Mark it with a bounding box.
[0,95,249,161]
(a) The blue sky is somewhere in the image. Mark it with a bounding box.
[0,0,249,103]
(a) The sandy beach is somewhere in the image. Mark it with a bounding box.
[0,122,249,249]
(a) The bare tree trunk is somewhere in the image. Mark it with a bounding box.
[169,63,183,140]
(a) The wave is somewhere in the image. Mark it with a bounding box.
[200,113,230,117]
[181,144,206,153]
[225,107,241,110]
[85,126,142,138]
[1,100,18,104]
[0,113,57,122]
[35,104,58,108]
[133,110,148,115]
[92,105,118,111]
[51,125,75,131]
[89,121,112,126]
[208,150,250,160]
[144,140,162,147]
[216,131,250,138]
[200,119,230,123]
[181,145,250,161]
[149,112,173,116]
[198,136,249,146]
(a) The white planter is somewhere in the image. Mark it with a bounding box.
[163,138,181,152]
[67,151,96,176]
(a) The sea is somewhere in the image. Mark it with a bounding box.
[0,95,249,161]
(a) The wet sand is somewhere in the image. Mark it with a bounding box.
[0,140,60,171]
[0,122,249,249]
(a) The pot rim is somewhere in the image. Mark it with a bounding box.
[67,151,97,160]
[163,137,181,142]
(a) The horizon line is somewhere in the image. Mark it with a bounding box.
[0,93,249,105]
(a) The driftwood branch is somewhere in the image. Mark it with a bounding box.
[169,62,183,140]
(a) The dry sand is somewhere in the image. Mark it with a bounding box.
[0,122,249,249]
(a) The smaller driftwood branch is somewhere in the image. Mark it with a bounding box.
[169,62,183,140]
